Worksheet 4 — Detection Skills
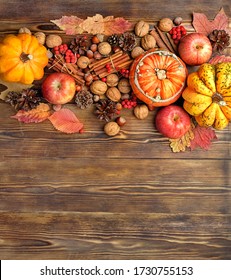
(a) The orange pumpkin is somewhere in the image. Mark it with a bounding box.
[0,33,48,84]
[129,49,187,109]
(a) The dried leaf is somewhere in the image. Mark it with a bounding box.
[48,108,84,134]
[0,78,33,100]
[51,14,133,35]
[51,16,84,35]
[209,55,231,64]
[169,124,195,152]
[11,103,51,123]
[192,7,230,35]
[190,125,217,150]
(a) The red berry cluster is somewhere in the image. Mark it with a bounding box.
[169,25,187,45]
[53,44,78,63]
[121,95,137,109]
[105,63,112,73]
[120,68,130,78]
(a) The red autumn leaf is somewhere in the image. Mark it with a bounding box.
[190,125,217,150]
[48,108,84,134]
[51,14,133,35]
[192,7,230,35]
[11,103,51,123]
[51,16,84,35]
[209,55,231,64]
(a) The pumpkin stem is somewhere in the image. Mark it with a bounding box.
[155,68,167,80]
[212,92,227,106]
[20,52,33,63]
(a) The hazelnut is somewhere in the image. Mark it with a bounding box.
[135,20,150,37]
[118,78,131,94]
[77,56,90,69]
[18,27,31,34]
[90,80,107,95]
[98,42,112,56]
[134,104,149,120]
[106,87,121,102]
[34,32,46,45]
[106,73,119,87]
[91,35,100,44]
[173,17,183,26]
[158,18,174,32]
[141,34,156,50]
[131,46,145,58]
[104,121,120,136]
[116,116,126,126]
[46,34,62,48]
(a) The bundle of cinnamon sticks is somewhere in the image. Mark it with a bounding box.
[89,50,133,78]
[150,26,178,54]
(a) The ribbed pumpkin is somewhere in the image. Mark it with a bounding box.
[182,63,231,130]
[129,49,187,109]
[0,33,48,84]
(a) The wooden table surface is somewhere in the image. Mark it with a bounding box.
[0,0,231,260]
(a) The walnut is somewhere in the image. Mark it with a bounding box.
[106,87,121,102]
[104,121,120,136]
[131,46,145,58]
[158,18,174,32]
[46,34,62,48]
[118,78,131,94]
[106,74,119,87]
[134,104,149,120]
[34,32,46,45]
[18,27,31,34]
[135,20,150,37]
[77,56,90,69]
[98,42,112,56]
[141,34,156,50]
[90,80,108,95]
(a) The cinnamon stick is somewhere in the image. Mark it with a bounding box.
[166,33,178,53]
[154,26,175,53]
[89,51,123,69]
[98,60,133,78]
[93,53,130,72]
[150,29,169,51]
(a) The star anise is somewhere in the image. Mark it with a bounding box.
[208,29,230,53]
[95,99,117,122]
[5,88,41,111]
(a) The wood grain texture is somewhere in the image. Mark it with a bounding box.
[0,0,231,260]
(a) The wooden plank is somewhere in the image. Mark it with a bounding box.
[0,212,231,259]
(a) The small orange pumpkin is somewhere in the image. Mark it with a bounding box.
[0,33,48,84]
[129,49,187,109]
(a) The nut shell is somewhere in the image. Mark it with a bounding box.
[135,20,150,37]
[34,32,46,45]
[98,42,112,56]
[77,56,90,69]
[131,46,145,58]
[46,34,62,48]
[134,104,149,120]
[118,78,131,94]
[141,34,156,50]
[104,121,120,136]
[90,80,108,95]
[106,74,119,87]
[158,18,174,32]
[106,87,121,102]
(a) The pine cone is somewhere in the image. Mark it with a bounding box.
[208,29,230,53]
[75,90,93,109]
[70,36,89,55]
[95,99,117,122]
[5,88,41,111]
[118,32,137,52]
[107,34,119,46]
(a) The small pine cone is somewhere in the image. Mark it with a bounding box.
[75,90,93,109]
[95,99,117,122]
[70,36,88,54]
[118,32,137,52]
[5,88,41,111]
[107,34,119,45]
[208,29,230,53]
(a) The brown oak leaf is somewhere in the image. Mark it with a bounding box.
[169,123,195,153]
[48,108,84,134]
[11,103,51,123]
[190,125,217,150]
[192,7,230,36]
[209,55,231,64]
[51,16,84,35]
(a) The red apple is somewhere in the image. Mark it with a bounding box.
[178,33,212,66]
[155,105,191,139]
[42,73,76,104]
